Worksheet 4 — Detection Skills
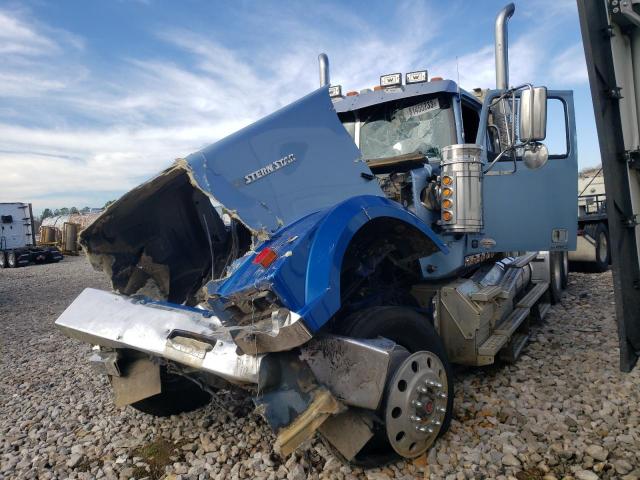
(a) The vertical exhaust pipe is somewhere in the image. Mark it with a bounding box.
[495,3,515,90]
[318,53,330,87]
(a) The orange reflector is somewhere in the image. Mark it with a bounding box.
[442,176,453,186]
[442,187,453,198]
[253,247,278,268]
[430,76,444,81]
[443,211,453,222]
[442,199,453,209]
[346,91,359,96]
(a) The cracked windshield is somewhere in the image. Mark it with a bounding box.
[341,95,455,161]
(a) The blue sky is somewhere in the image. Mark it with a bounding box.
[0,0,597,212]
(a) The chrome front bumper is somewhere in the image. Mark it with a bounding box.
[55,288,276,386]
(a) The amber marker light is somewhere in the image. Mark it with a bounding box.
[442,176,453,186]
[442,199,453,209]
[442,187,453,198]
[442,211,453,221]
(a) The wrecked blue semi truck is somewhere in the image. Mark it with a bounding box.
[56,3,576,465]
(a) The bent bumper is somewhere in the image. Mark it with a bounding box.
[55,288,278,387]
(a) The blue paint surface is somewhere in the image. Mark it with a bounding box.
[185,87,382,234]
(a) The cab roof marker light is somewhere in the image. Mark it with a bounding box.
[380,73,402,88]
[406,70,428,84]
[328,85,343,98]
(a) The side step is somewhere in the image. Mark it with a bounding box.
[499,333,529,363]
[507,252,539,268]
[470,285,503,302]
[477,307,530,358]
[494,307,530,337]
[478,333,509,357]
[516,283,548,309]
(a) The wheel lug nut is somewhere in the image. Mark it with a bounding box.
[434,382,443,388]
[409,415,423,423]
[431,420,442,426]
[417,386,429,394]
[437,406,446,413]
[412,400,424,408]
[437,392,447,399]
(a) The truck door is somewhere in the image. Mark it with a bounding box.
[481,90,578,252]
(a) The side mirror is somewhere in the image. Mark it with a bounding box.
[519,86,547,142]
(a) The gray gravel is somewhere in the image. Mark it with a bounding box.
[1,256,639,479]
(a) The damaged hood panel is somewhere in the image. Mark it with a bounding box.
[184,86,382,235]
[80,87,382,303]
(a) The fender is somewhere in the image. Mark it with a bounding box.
[214,195,447,332]
[299,195,447,330]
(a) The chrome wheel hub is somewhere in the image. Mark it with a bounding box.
[384,351,448,458]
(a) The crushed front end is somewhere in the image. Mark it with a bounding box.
[56,87,446,461]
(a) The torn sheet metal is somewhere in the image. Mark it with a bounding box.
[275,389,341,457]
[299,335,409,410]
[232,309,312,355]
[317,409,375,461]
[255,353,342,456]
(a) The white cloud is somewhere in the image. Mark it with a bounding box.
[549,43,589,86]
[0,1,592,212]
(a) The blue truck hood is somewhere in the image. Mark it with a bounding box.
[181,87,382,236]
[79,88,383,303]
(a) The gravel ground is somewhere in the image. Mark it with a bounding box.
[1,256,639,480]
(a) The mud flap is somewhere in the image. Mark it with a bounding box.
[110,358,161,407]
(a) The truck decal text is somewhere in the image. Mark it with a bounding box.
[244,154,296,185]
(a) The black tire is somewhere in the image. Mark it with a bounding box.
[7,250,17,268]
[332,306,453,467]
[130,367,211,417]
[593,223,610,272]
[549,251,563,304]
[0,251,6,268]
[560,251,569,289]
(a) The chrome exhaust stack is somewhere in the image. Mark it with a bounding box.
[318,53,330,87]
[495,3,515,90]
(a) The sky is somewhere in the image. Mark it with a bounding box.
[0,0,598,213]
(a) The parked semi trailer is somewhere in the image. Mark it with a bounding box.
[578,0,640,372]
[56,3,576,464]
[0,203,62,268]
[569,168,611,271]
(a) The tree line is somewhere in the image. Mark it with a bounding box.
[40,200,116,221]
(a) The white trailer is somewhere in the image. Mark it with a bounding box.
[0,202,63,268]
[568,168,610,271]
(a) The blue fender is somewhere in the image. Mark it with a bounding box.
[213,195,447,333]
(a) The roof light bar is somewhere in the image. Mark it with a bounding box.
[406,70,428,84]
[328,85,342,98]
[380,73,402,88]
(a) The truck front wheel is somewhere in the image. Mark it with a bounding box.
[332,306,453,466]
